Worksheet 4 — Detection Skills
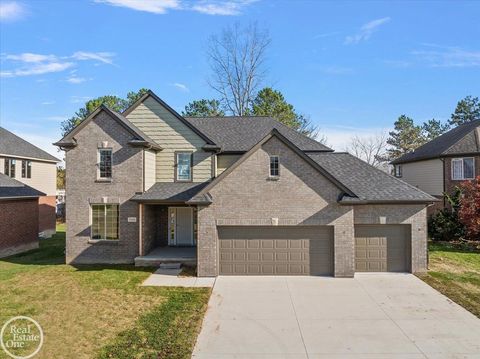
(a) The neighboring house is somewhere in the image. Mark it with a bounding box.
[0,173,44,257]
[392,120,480,213]
[55,90,436,277]
[0,127,60,238]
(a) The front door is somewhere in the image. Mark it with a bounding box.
[168,207,194,246]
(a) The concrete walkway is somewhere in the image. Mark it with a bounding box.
[193,273,480,358]
[141,268,215,287]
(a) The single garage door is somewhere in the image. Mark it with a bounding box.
[218,226,334,276]
[355,225,411,272]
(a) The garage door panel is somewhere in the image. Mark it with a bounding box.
[355,225,410,273]
[218,226,333,276]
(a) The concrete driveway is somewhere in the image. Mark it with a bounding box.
[193,273,480,358]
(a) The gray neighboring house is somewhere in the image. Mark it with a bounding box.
[55,90,436,277]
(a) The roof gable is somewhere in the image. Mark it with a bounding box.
[0,173,45,199]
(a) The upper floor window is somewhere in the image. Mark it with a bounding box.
[91,204,119,240]
[176,152,192,181]
[270,155,279,177]
[4,158,15,178]
[22,160,32,178]
[98,149,112,179]
[452,157,475,180]
[394,165,402,178]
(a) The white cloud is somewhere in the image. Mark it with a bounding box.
[0,1,26,22]
[412,44,480,68]
[66,76,88,84]
[45,116,67,122]
[172,82,189,92]
[1,62,74,77]
[320,66,354,75]
[318,125,391,152]
[41,101,56,105]
[70,96,92,103]
[345,17,390,45]
[71,51,115,65]
[6,53,57,63]
[95,0,255,16]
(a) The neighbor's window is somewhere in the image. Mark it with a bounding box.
[98,149,112,179]
[394,165,402,178]
[452,158,475,180]
[176,152,192,181]
[270,155,279,177]
[91,204,119,240]
[4,158,15,178]
[21,160,32,178]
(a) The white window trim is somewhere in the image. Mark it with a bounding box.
[176,152,193,182]
[451,157,475,180]
[269,155,280,178]
[395,165,402,178]
[97,148,113,181]
[89,203,120,241]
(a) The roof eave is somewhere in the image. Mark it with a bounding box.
[128,140,163,151]
[338,198,440,205]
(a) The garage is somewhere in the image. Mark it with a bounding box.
[355,225,411,272]
[218,226,334,276]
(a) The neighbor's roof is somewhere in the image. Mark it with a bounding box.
[131,182,212,203]
[392,120,480,164]
[309,152,437,203]
[185,116,332,153]
[0,127,60,163]
[0,173,45,199]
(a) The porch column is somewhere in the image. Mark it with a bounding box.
[138,203,144,256]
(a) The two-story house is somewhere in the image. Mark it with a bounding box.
[392,120,480,213]
[0,127,60,238]
[55,90,436,277]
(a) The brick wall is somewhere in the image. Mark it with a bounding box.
[0,199,39,258]
[39,195,56,238]
[444,155,480,196]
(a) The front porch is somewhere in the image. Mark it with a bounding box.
[135,246,197,267]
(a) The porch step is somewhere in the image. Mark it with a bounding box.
[159,262,181,269]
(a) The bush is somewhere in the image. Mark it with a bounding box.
[428,188,465,241]
[458,175,480,241]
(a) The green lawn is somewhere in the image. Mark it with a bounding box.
[0,224,210,359]
[417,241,480,318]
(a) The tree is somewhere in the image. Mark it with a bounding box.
[422,118,450,141]
[60,88,149,136]
[382,115,425,162]
[346,132,388,168]
[207,22,270,115]
[450,96,480,127]
[458,176,480,240]
[57,166,65,189]
[182,99,224,117]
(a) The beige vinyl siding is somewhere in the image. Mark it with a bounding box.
[143,150,156,190]
[216,154,242,176]
[401,159,443,196]
[126,97,212,182]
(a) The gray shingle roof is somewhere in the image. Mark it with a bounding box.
[184,116,332,152]
[309,152,437,203]
[131,182,211,203]
[0,173,45,199]
[392,120,480,164]
[0,127,60,162]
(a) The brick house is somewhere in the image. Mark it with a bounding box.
[391,120,480,214]
[55,90,437,277]
[0,127,60,238]
[0,173,44,257]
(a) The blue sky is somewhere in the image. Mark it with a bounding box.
[1,0,479,158]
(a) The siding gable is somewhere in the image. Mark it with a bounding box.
[126,97,212,182]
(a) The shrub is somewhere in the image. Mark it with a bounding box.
[428,188,465,241]
[458,175,480,241]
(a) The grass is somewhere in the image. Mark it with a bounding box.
[417,241,480,318]
[0,224,210,359]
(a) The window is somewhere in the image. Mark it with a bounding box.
[98,149,112,179]
[270,155,279,177]
[21,160,32,178]
[4,158,15,178]
[452,158,475,180]
[394,165,402,178]
[176,152,192,181]
[91,204,119,240]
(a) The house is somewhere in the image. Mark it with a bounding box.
[0,173,44,257]
[0,127,60,238]
[391,120,480,213]
[55,90,436,277]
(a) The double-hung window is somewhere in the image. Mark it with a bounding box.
[4,158,15,178]
[91,204,119,240]
[269,155,280,177]
[22,160,32,178]
[452,158,475,180]
[98,149,112,179]
[394,165,402,178]
[176,152,192,181]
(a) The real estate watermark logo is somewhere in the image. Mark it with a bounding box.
[1,316,43,359]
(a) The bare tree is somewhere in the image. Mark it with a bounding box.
[345,132,388,169]
[207,22,271,115]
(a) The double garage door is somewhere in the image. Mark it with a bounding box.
[218,224,411,275]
